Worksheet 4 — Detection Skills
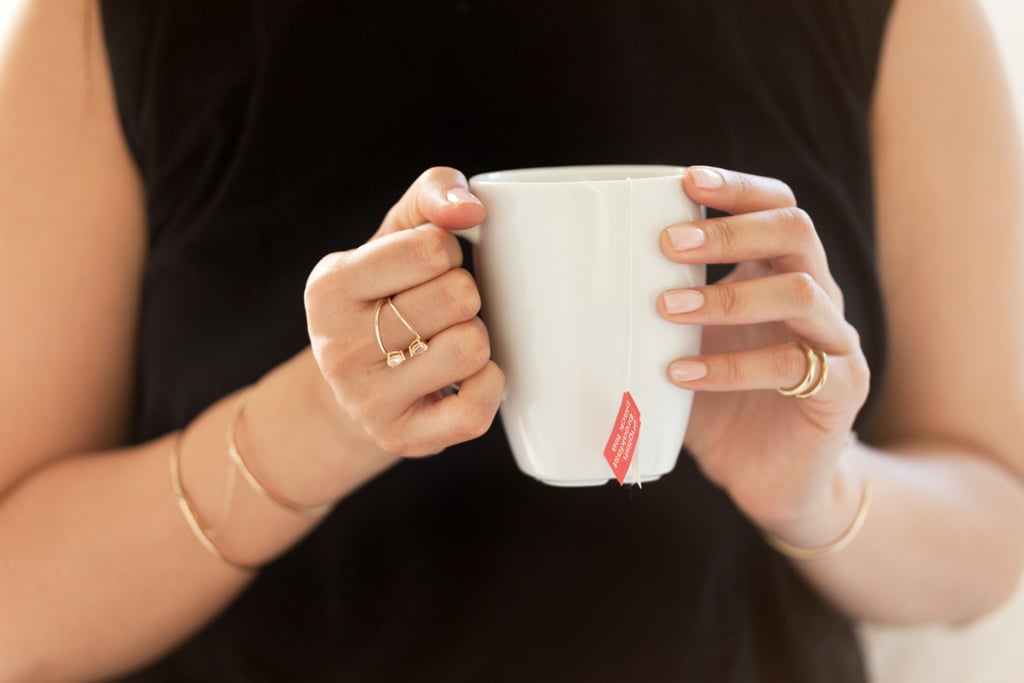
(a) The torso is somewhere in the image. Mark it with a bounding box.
[101,1,891,679]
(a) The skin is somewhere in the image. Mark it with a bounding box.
[0,0,1022,680]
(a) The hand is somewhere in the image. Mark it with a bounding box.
[660,166,871,542]
[304,167,504,458]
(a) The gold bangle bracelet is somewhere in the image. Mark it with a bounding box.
[764,478,873,561]
[169,431,259,573]
[227,389,332,518]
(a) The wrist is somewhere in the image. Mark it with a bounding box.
[237,349,399,509]
[759,441,870,558]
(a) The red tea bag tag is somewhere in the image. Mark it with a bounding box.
[604,392,642,485]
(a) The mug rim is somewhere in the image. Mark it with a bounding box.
[469,164,686,186]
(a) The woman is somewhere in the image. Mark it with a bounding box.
[1,0,1022,680]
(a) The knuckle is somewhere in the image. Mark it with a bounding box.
[469,408,497,439]
[713,281,742,317]
[452,321,491,371]
[715,354,744,386]
[778,207,814,238]
[454,404,494,442]
[381,202,403,230]
[786,271,820,310]
[779,207,825,258]
[775,180,798,207]
[851,355,872,401]
[825,279,846,312]
[844,320,862,350]
[486,364,507,403]
[443,269,482,319]
[732,172,754,195]
[704,217,735,254]
[842,324,872,393]
[411,228,456,269]
[304,252,349,309]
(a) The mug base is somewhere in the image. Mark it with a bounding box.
[537,474,665,488]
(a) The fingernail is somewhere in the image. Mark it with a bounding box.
[689,167,724,190]
[670,360,707,382]
[663,289,704,314]
[445,188,482,205]
[667,226,706,251]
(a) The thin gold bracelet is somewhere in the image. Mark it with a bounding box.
[764,478,873,561]
[169,431,259,573]
[227,389,332,518]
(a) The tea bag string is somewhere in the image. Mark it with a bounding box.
[627,176,641,488]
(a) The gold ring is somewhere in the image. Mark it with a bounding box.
[795,347,828,399]
[777,341,828,399]
[374,297,428,368]
[777,341,819,397]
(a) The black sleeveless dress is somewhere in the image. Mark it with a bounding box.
[101,1,891,680]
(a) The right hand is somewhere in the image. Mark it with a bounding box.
[304,167,504,458]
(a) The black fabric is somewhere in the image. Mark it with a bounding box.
[100,1,892,681]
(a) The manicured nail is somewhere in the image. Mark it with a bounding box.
[689,166,724,190]
[670,360,707,382]
[667,226,706,251]
[445,188,481,205]
[663,289,704,314]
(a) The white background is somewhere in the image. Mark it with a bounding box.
[983,0,1024,120]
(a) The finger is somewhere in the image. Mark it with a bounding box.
[376,166,485,237]
[682,166,797,215]
[362,322,502,458]
[372,317,494,408]
[395,360,505,457]
[667,343,862,406]
[659,272,857,351]
[306,224,463,305]
[661,207,844,307]
[661,207,826,274]
[379,268,480,345]
[345,318,494,451]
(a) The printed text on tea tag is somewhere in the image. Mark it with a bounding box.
[604,392,642,485]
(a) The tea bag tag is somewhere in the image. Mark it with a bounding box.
[603,391,642,485]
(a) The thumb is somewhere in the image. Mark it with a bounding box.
[375,166,486,238]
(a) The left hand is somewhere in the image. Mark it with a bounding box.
[660,166,870,541]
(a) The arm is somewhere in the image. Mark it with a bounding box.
[0,4,347,678]
[791,0,1024,623]
[660,0,1024,624]
[832,0,1024,621]
[0,3,499,681]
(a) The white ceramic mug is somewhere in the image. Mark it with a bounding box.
[466,165,705,487]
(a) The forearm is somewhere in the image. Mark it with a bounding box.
[777,438,1024,625]
[0,350,396,683]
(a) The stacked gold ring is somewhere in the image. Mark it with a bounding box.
[777,341,829,399]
